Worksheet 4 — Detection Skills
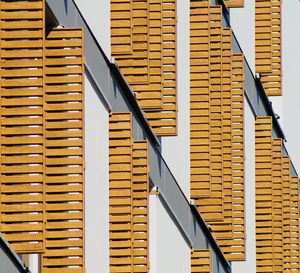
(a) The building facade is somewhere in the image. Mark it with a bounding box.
[0,0,299,273]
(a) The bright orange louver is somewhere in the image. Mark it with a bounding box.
[109,113,150,273]
[255,0,282,96]
[132,141,149,272]
[109,113,134,273]
[0,1,85,272]
[255,117,299,272]
[43,28,85,273]
[111,0,177,136]
[190,0,245,261]
[0,0,45,253]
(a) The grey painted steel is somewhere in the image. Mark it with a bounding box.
[46,1,231,273]
[0,234,30,273]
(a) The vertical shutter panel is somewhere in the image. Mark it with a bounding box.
[43,28,85,273]
[190,0,211,198]
[259,0,282,96]
[230,53,245,260]
[190,2,245,261]
[255,117,299,272]
[255,116,274,273]
[255,0,282,96]
[111,0,132,54]
[132,141,149,272]
[272,138,283,273]
[290,176,299,271]
[109,113,133,273]
[255,0,272,73]
[0,0,45,253]
[282,156,292,272]
[111,0,177,136]
[145,0,177,136]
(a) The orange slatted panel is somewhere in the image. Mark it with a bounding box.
[109,112,133,273]
[111,0,132,54]
[195,5,224,222]
[0,0,45,253]
[191,249,211,273]
[290,176,299,271]
[190,0,211,198]
[111,0,163,109]
[255,116,274,273]
[144,0,177,136]
[282,156,291,272]
[272,139,283,273]
[229,53,245,261]
[255,0,272,73]
[209,27,234,258]
[43,28,85,273]
[190,2,245,261]
[111,0,177,136]
[260,0,282,96]
[132,141,149,273]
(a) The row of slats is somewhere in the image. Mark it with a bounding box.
[190,0,211,198]
[109,113,150,273]
[255,0,272,73]
[255,0,282,96]
[191,249,211,273]
[42,28,84,273]
[224,0,244,8]
[255,117,300,272]
[0,0,45,253]
[111,0,177,136]
[190,0,246,261]
[145,0,177,136]
[228,53,245,261]
[0,1,85,271]
[255,116,274,273]
[290,176,299,272]
[111,0,132,54]
[208,27,234,255]
[198,5,224,222]
[132,141,149,272]
[111,0,162,109]
[109,113,133,273]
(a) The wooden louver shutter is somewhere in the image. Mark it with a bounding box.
[255,117,300,272]
[0,0,45,253]
[190,0,245,261]
[109,113,150,273]
[255,0,282,96]
[109,112,134,273]
[42,28,85,273]
[132,141,149,272]
[111,0,177,136]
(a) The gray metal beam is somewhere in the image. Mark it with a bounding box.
[0,234,30,273]
[46,1,232,273]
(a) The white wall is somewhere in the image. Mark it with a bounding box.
[74,0,111,58]
[85,76,110,273]
[232,100,256,273]
[229,0,255,72]
[161,0,190,199]
[282,0,300,175]
[149,195,190,273]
